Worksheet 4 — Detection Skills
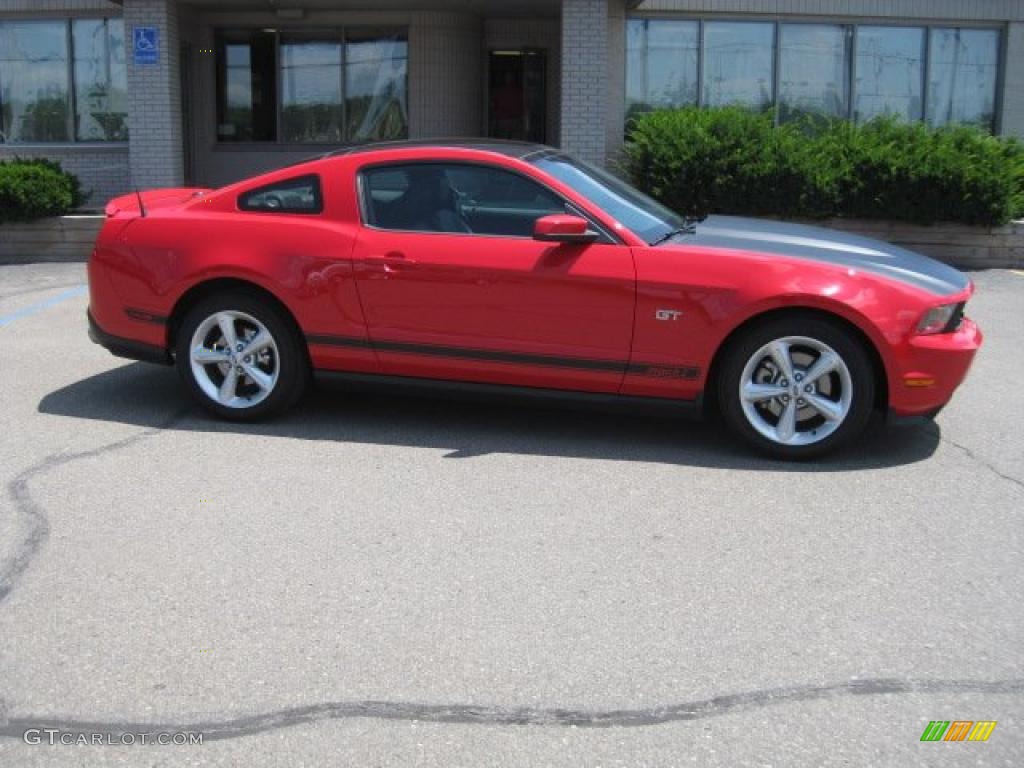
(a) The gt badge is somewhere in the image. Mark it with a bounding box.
[655,309,682,321]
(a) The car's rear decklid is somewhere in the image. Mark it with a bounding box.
[104,187,211,218]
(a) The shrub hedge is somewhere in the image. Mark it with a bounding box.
[0,158,83,223]
[623,107,1024,226]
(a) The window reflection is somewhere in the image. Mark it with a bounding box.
[701,22,774,109]
[625,18,1003,133]
[72,18,128,141]
[214,27,408,143]
[0,21,70,142]
[778,24,850,121]
[626,19,698,120]
[281,37,343,142]
[346,29,408,142]
[854,26,925,123]
[927,28,999,131]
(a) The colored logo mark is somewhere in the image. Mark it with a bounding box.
[920,720,997,742]
[133,26,160,66]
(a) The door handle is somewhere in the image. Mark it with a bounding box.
[361,251,416,274]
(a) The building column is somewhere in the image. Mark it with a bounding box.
[1000,23,1024,139]
[124,0,184,189]
[560,0,609,165]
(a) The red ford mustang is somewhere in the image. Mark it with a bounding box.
[87,140,981,458]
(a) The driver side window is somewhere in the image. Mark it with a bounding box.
[362,162,567,237]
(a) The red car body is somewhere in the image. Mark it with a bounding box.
[88,141,981,428]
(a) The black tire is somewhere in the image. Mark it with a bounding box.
[717,315,876,459]
[175,291,308,421]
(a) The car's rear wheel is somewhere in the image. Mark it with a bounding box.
[176,292,307,420]
[717,316,875,459]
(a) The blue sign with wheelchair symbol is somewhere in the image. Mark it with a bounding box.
[133,27,159,66]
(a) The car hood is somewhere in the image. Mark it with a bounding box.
[678,215,969,296]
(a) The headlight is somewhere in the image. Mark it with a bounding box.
[916,302,964,335]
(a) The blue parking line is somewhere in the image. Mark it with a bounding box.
[0,285,88,328]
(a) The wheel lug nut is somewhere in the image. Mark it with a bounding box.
[795,374,803,381]
[797,398,805,406]
[236,343,243,352]
[780,379,788,387]
[804,385,813,393]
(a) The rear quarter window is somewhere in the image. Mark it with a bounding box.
[238,174,323,214]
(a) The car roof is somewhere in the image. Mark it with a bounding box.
[318,138,555,162]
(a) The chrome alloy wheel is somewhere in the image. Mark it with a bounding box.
[188,310,280,408]
[738,335,853,447]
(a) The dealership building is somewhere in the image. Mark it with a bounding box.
[1,0,1022,206]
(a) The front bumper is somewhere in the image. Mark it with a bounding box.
[888,316,982,417]
[88,310,171,365]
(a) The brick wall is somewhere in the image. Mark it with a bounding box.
[0,146,128,207]
[561,0,609,165]
[124,0,184,188]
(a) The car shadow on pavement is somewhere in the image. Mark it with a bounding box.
[39,362,940,472]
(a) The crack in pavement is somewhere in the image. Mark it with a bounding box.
[917,424,1024,492]
[1,678,1021,739]
[2,401,1020,743]
[0,408,188,604]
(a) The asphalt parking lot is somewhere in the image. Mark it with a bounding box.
[0,262,1021,767]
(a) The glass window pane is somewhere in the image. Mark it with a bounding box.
[701,22,774,109]
[927,28,999,131]
[281,36,343,143]
[626,19,698,118]
[239,174,322,213]
[73,18,128,141]
[854,26,925,123]
[532,154,686,246]
[0,20,70,142]
[363,163,565,237]
[778,24,850,121]
[345,29,408,142]
[216,31,276,142]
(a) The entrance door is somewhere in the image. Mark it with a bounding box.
[488,49,546,143]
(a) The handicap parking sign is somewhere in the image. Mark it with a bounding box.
[133,26,159,66]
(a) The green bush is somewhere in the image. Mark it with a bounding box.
[623,107,1024,226]
[0,158,83,223]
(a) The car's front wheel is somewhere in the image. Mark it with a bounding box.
[717,316,875,459]
[176,292,308,420]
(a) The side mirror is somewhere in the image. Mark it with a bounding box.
[533,214,598,244]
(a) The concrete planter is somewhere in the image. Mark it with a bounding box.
[803,218,1024,270]
[0,215,103,265]
[0,214,1021,269]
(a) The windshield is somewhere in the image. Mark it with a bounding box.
[530,153,687,245]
